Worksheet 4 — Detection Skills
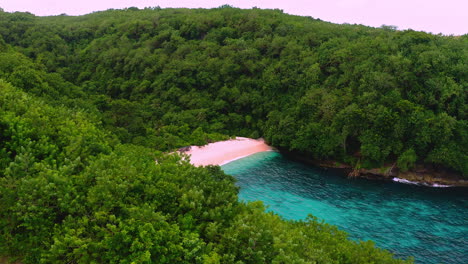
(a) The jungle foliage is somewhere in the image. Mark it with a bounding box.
[0,5,465,263]
[0,7,466,174]
[0,82,410,263]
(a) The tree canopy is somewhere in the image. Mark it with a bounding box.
[1,7,465,175]
[0,81,411,263]
[1,6,466,263]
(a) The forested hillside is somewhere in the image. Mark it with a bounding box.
[1,6,465,175]
[0,44,410,264]
[0,5,465,263]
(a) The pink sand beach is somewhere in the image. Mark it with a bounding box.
[182,137,273,166]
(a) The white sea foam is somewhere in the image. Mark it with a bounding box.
[430,183,452,188]
[392,177,419,185]
[392,177,452,188]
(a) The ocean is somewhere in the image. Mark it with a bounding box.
[222,151,468,264]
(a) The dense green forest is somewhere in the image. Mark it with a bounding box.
[0,6,466,174]
[0,5,466,263]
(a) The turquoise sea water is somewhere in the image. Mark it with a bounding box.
[222,151,468,264]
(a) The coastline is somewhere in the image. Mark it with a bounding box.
[180,137,273,166]
[279,149,468,188]
[179,139,467,187]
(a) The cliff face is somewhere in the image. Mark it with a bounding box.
[281,150,468,187]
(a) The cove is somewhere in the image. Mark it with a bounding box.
[222,151,468,264]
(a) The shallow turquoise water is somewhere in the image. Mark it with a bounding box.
[222,151,468,264]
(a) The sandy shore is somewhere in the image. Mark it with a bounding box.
[181,137,273,166]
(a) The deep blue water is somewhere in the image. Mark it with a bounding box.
[222,151,468,264]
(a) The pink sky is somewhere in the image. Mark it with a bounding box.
[1,0,467,35]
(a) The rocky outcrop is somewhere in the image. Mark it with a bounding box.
[280,150,468,187]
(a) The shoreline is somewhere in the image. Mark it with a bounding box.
[179,139,467,188]
[180,137,273,166]
[279,149,468,188]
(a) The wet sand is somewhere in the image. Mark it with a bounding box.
[182,137,273,166]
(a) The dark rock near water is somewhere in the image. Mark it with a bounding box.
[278,148,468,187]
[178,146,192,152]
